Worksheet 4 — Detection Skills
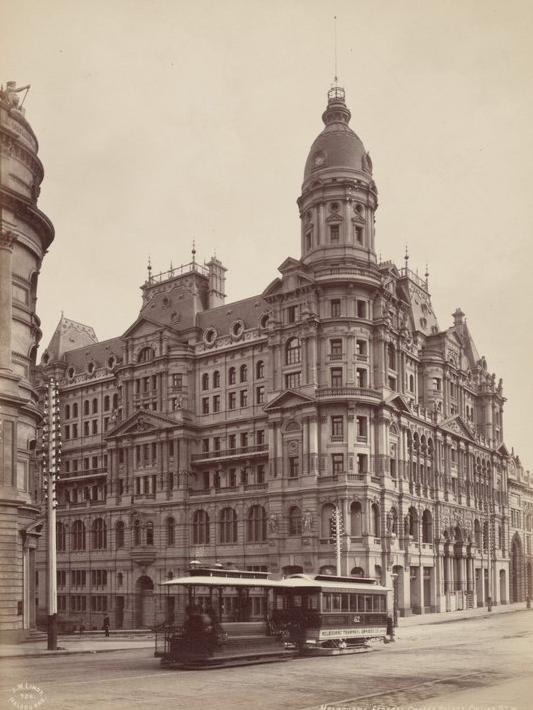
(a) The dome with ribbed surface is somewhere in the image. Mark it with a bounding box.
[303,86,371,184]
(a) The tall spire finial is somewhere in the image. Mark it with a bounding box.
[192,240,196,266]
[147,255,152,280]
[404,245,409,270]
[334,15,338,85]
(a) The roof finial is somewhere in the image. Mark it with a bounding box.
[192,240,196,266]
[334,15,338,86]
[170,259,173,273]
[404,245,409,270]
[425,263,429,288]
[147,255,152,280]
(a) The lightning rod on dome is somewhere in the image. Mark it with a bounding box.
[334,15,338,86]
[147,255,152,279]
[425,263,430,288]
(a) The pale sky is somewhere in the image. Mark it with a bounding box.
[2,0,532,468]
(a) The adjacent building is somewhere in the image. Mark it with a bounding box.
[35,85,531,630]
[0,82,54,641]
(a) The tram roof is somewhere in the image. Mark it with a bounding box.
[282,575,390,592]
[161,575,286,589]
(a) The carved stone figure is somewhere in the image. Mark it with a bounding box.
[268,513,278,534]
[302,511,312,533]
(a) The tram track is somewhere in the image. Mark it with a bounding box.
[298,669,510,710]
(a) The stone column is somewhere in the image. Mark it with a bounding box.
[0,231,16,371]
[309,417,318,475]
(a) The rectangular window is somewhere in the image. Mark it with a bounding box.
[356,339,368,358]
[432,377,442,391]
[330,367,343,388]
[388,375,397,391]
[356,368,368,388]
[355,225,363,244]
[202,438,209,453]
[65,424,70,440]
[256,430,265,445]
[228,392,236,410]
[289,456,299,478]
[240,432,248,448]
[73,423,78,438]
[229,434,236,449]
[202,397,209,414]
[330,299,341,317]
[357,453,368,473]
[330,339,342,359]
[213,395,220,413]
[229,468,237,487]
[257,464,265,483]
[172,373,183,390]
[256,385,265,404]
[305,232,312,250]
[356,300,367,318]
[240,389,248,407]
[356,416,368,441]
[331,416,343,440]
[213,437,220,452]
[331,454,344,475]
[329,224,340,243]
[285,372,301,389]
[287,305,297,323]
[83,421,90,436]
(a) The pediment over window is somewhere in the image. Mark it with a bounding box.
[106,410,177,439]
[440,415,476,442]
[385,394,412,412]
[264,389,316,412]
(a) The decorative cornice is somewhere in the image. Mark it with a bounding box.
[0,229,17,250]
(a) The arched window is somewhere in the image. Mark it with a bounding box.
[213,370,220,388]
[133,519,141,546]
[65,404,70,419]
[73,402,78,417]
[286,338,301,365]
[72,520,86,551]
[256,360,264,379]
[474,519,482,548]
[83,400,89,416]
[288,506,302,536]
[112,393,119,410]
[387,344,396,370]
[409,374,415,392]
[115,520,125,548]
[166,517,175,546]
[319,565,336,575]
[193,509,210,545]
[240,364,248,382]
[406,507,418,540]
[117,572,123,587]
[92,518,107,549]
[219,507,238,544]
[351,566,365,577]
[138,347,155,363]
[228,367,236,385]
[201,373,209,391]
[370,503,380,537]
[350,501,362,536]
[422,509,432,543]
[92,398,98,414]
[146,521,154,546]
[57,522,66,552]
[247,505,266,542]
[321,503,336,539]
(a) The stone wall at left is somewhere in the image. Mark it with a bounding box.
[0,82,54,642]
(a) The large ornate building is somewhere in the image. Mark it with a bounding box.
[35,85,532,630]
[0,82,54,641]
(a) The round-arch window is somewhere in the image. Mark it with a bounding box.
[260,313,270,330]
[203,327,217,347]
[231,320,244,340]
[68,366,75,379]
[87,362,95,375]
[330,202,339,212]
[107,356,115,369]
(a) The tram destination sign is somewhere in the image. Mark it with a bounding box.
[316,627,384,640]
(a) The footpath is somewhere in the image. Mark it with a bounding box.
[0,602,529,659]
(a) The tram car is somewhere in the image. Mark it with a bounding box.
[272,573,389,655]
[156,566,295,669]
[155,566,389,668]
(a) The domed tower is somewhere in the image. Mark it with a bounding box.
[0,82,54,640]
[298,85,378,266]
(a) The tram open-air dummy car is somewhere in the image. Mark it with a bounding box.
[156,567,390,668]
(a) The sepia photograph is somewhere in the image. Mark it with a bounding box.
[1,1,532,708]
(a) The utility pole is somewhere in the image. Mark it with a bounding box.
[330,506,344,575]
[42,378,61,650]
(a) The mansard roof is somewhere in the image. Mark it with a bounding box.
[196,294,269,333]
[61,336,123,369]
[44,314,98,361]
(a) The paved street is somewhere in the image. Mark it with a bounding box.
[1,610,532,710]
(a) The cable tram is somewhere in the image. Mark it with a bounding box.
[272,574,389,655]
[156,566,295,668]
[155,566,389,668]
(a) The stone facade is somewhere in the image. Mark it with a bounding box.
[0,82,54,641]
[35,86,531,630]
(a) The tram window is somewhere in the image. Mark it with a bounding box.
[293,594,302,607]
[378,595,386,612]
[307,593,319,610]
[341,594,349,611]
[357,595,365,612]
[350,594,358,611]
[365,595,373,612]
[275,595,285,610]
[322,593,332,612]
[332,594,342,611]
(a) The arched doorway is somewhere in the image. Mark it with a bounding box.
[510,534,524,603]
[499,569,507,604]
[135,575,154,627]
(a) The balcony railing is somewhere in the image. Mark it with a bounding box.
[191,444,268,463]
[316,386,380,400]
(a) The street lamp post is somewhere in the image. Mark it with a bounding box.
[391,572,399,628]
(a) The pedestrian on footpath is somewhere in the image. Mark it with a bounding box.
[103,615,110,638]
